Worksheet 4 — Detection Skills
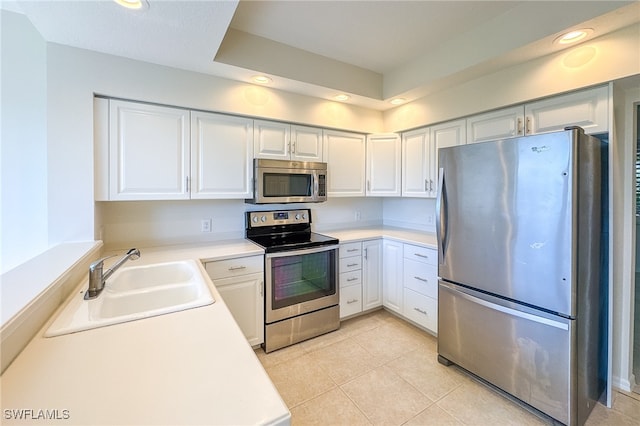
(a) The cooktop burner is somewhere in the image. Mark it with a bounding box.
[245,209,339,253]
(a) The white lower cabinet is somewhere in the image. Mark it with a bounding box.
[339,242,363,319]
[205,255,264,346]
[403,288,438,332]
[362,239,383,310]
[382,239,403,314]
[401,243,438,333]
[339,240,382,319]
[341,284,363,318]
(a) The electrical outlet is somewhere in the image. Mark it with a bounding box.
[355,211,361,221]
[427,214,434,225]
[201,219,212,233]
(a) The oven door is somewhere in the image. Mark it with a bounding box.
[265,244,339,323]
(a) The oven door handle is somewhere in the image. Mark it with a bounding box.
[265,244,338,258]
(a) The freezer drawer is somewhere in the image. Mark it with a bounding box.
[438,281,575,425]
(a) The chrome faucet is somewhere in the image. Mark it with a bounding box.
[85,248,141,300]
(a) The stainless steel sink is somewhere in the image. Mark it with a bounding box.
[45,260,214,337]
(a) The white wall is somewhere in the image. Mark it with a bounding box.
[0,11,48,273]
[383,198,436,233]
[611,80,640,391]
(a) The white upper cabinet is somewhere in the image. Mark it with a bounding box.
[190,111,253,199]
[466,86,609,144]
[430,119,466,197]
[109,99,190,200]
[524,85,609,135]
[291,125,324,161]
[323,129,366,197]
[401,127,431,197]
[466,106,524,144]
[366,133,401,197]
[253,120,323,161]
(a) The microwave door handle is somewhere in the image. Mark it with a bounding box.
[314,174,319,199]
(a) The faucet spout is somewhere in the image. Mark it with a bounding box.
[85,248,141,300]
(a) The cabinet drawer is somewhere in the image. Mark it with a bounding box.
[205,255,263,279]
[339,256,362,273]
[403,288,437,333]
[340,284,362,318]
[340,270,362,288]
[403,244,437,266]
[340,242,362,258]
[403,259,437,298]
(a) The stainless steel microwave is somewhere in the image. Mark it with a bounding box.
[246,159,327,204]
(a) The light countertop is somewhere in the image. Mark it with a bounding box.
[0,239,289,426]
[1,229,435,425]
[323,226,437,249]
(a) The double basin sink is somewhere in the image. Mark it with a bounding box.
[46,260,214,337]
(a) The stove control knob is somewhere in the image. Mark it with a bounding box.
[295,214,301,220]
[252,216,258,223]
[260,215,267,222]
[302,213,307,220]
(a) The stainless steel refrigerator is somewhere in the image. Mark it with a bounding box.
[436,127,607,426]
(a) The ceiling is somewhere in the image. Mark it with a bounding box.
[3,0,639,110]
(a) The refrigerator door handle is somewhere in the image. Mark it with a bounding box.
[440,282,569,330]
[435,167,447,264]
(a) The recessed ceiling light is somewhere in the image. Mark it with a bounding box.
[252,75,272,85]
[554,28,593,45]
[390,98,406,105]
[334,94,350,102]
[113,0,149,10]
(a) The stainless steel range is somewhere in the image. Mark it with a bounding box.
[246,209,340,353]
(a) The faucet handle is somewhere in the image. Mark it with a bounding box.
[89,255,117,271]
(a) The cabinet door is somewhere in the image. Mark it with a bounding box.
[291,125,323,161]
[213,273,264,346]
[401,127,430,197]
[362,239,383,310]
[323,130,366,197]
[382,239,403,313]
[524,86,609,135]
[430,119,466,197]
[340,284,363,319]
[253,120,291,159]
[403,288,437,333]
[190,112,253,199]
[466,106,525,144]
[366,134,401,196]
[109,100,189,200]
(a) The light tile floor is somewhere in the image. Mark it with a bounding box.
[255,309,640,426]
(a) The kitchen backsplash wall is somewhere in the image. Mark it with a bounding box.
[383,198,436,233]
[97,197,388,250]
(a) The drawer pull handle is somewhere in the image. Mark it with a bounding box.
[346,249,359,252]
[346,263,359,267]
[228,266,247,271]
[414,276,428,283]
[414,307,427,315]
[347,277,359,282]
[347,299,359,304]
[414,253,429,259]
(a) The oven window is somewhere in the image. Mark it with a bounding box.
[271,249,336,309]
[263,173,312,197]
